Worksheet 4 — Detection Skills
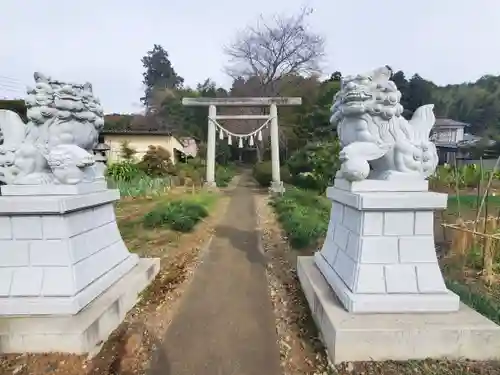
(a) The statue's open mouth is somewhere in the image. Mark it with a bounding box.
[343,91,372,103]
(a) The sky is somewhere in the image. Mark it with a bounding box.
[1,0,499,113]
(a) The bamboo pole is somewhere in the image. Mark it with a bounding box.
[474,157,500,230]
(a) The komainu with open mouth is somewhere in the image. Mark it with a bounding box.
[331,66,438,182]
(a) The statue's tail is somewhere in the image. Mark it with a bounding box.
[409,104,436,143]
[0,110,27,153]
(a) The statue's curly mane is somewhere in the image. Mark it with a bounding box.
[24,73,104,130]
[331,67,404,125]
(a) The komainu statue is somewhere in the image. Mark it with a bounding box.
[0,73,105,185]
[331,66,438,181]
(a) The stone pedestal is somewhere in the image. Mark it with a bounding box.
[298,256,500,363]
[297,178,500,363]
[315,178,459,313]
[0,182,160,353]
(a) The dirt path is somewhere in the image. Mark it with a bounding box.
[149,175,282,375]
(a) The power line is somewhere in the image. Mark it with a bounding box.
[0,82,24,91]
[0,84,24,93]
[0,75,23,84]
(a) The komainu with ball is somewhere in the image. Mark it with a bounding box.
[331,66,438,181]
[0,73,105,185]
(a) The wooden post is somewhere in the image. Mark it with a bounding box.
[206,104,216,187]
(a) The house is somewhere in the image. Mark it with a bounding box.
[430,118,468,165]
[180,137,198,158]
[100,129,187,164]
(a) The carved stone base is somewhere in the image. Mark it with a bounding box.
[315,179,459,313]
[298,256,500,363]
[0,258,160,354]
[0,187,139,316]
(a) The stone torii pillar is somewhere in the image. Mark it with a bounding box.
[182,97,302,192]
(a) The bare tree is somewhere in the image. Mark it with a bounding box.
[222,7,325,162]
[224,7,325,96]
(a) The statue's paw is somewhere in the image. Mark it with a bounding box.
[340,158,370,182]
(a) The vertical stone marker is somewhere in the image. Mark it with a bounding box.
[297,66,500,363]
[0,73,159,354]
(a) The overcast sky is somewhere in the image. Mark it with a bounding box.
[1,0,499,113]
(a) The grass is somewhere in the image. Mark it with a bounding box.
[270,187,330,249]
[447,194,500,213]
[108,176,172,197]
[116,190,217,253]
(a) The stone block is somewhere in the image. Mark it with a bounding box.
[10,268,44,296]
[41,216,67,239]
[355,264,386,293]
[73,241,130,293]
[398,236,437,263]
[345,233,360,261]
[11,216,43,239]
[331,202,344,223]
[298,256,500,363]
[358,236,399,264]
[414,211,434,235]
[343,206,362,233]
[383,212,414,236]
[30,239,72,266]
[0,217,12,239]
[0,269,13,296]
[416,263,448,293]
[41,267,75,296]
[70,221,121,263]
[362,212,383,235]
[333,224,349,249]
[384,264,418,293]
[332,250,357,291]
[0,241,29,266]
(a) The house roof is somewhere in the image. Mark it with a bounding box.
[434,118,469,128]
[101,129,173,136]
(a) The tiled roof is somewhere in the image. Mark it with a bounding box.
[101,129,173,136]
[434,118,469,127]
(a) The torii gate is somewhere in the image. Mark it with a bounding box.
[181,97,302,193]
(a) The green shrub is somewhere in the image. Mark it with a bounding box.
[143,208,167,228]
[107,161,145,182]
[216,165,235,187]
[271,187,330,249]
[169,216,197,232]
[253,161,291,187]
[142,199,209,232]
[137,145,175,177]
[287,140,340,192]
[280,165,292,184]
[447,281,500,325]
[253,161,273,187]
